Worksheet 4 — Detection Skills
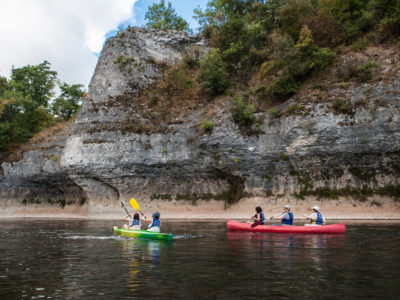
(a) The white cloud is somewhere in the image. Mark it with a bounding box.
[0,0,137,88]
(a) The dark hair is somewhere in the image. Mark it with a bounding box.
[255,206,262,213]
[133,213,139,220]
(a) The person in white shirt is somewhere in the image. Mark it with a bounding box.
[303,206,326,226]
[123,213,141,230]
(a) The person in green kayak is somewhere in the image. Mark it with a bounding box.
[270,205,294,225]
[249,206,265,228]
[142,211,161,232]
[123,213,141,230]
[303,206,326,226]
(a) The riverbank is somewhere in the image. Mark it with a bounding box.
[1,196,399,220]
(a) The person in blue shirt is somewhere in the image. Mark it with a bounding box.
[142,211,161,232]
[271,205,294,225]
[123,213,141,230]
[250,206,265,227]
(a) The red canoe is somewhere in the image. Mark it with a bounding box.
[227,220,346,234]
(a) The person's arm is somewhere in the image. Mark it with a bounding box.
[303,213,310,220]
[123,215,131,222]
[142,216,152,223]
[271,213,284,220]
[322,216,326,225]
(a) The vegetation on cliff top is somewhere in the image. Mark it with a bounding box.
[138,0,399,127]
[0,61,86,155]
[193,0,399,98]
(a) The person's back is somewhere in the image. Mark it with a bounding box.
[146,211,161,232]
[130,214,141,230]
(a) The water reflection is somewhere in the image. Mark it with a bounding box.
[227,231,346,275]
[227,231,346,249]
[119,238,171,294]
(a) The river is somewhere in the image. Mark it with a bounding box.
[0,220,399,299]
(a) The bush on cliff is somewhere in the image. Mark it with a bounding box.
[197,49,229,96]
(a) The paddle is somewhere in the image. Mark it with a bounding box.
[129,197,145,217]
[252,213,282,228]
[268,213,283,221]
[120,201,131,218]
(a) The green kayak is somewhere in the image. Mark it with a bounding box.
[113,226,173,241]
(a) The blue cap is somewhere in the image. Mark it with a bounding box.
[152,211,160,219]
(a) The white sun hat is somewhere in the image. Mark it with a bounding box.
[284,204,291,210]
[312,206,320,212]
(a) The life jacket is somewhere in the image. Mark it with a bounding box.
[281,212,293,225]
[311,212,323,225]
[149,219,161,229]
[131,219,140,227]
[253,212,265,224]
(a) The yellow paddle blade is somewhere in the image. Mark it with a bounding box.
[129,198,139,210]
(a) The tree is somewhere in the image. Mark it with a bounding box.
[197,48,229,95]
[145,0,190,32]
[51,83,85,120]
[10,60,57,108]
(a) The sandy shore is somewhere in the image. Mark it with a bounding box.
[1,196,399,220]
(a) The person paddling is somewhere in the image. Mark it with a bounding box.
[250,206,265,228]
[142,211,161,232]
[270,205,294,225]
[123,213,141,230]
[303,206,326,226]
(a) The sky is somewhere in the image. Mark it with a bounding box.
[0,0,208,90]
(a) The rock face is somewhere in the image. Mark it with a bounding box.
[1,27,399,214]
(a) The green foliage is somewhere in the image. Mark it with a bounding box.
[51,83,85,121]
[259,61,275,80]
[267,78,299,101]
[269,107,282,119]
[192,0,399,103]
[113,55,143,74]
[201,120,214,132]
[197,49,228,95]
[352,36,369,52]
[231,96,255,125]
[145,0,190,32]
[0,61,85,153]
[356,61,379,82]
[10,60,57,108]
[332,98,353,115]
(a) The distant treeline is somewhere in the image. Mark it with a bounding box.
[0,61,85,153]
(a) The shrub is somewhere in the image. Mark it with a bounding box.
[148,96,159,107]
[201,120,214,132]
[286,103,305,115]
[301,12,342,47]
[259,61,275,79]
[113,55,140,73]
[269,107,282,119]
[231,96,255,125]
[352,36,369,52]
[332,98,353,115]
[356,61,379,82]
[197,49,229,96]
[267,77,299,101]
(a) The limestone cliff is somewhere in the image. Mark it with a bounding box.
[1,27,399,215]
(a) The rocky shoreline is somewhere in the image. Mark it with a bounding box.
[1,196,399,220]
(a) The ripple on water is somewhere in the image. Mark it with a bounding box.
[173,233,203,240]
[60,235,124,240]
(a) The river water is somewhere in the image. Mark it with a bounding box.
[0,219,399,299]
